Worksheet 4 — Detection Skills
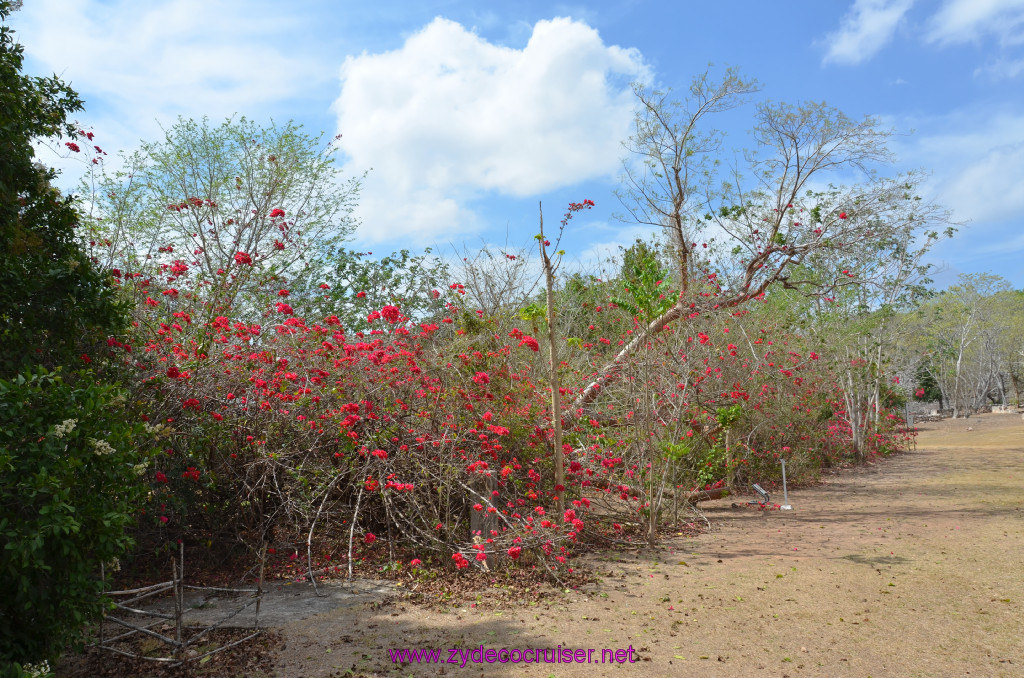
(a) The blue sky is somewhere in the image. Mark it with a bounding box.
[11,0,1024,287]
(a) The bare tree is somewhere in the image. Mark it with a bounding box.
[572,69,953,419]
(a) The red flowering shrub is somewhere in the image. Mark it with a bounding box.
[78,183,914,576]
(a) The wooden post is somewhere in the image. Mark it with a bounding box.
[255,542,266,630]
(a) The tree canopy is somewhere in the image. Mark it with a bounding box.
[0,0,124,377]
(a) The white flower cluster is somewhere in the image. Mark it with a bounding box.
[22,660,51,677]
[51,418,78,439]
[89,438,116,456]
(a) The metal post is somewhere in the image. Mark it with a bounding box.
[780,458,792,510]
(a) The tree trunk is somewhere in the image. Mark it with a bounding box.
[538,203,565,514]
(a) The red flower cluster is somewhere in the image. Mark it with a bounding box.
[519,335,540,352]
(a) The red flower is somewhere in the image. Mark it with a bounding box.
[275,302,294,315]
[381,305,401,323]
[270,208,286,218]
[65,142,80,152]
[519,336,540,351]
[410,558,422,567]
[234,251,253,265]
[507,546,522,560]
[155,471,168,484]
[363,533,376,545]
[839,212,847,219]
[159,515,169,524]
[472,371,490,386]
[278,289,290,297]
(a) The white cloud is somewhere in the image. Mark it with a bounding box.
[926,0,1024,46]
[11,0,330,160]
[573,223,661,272]
[973,230,1024,255]
[821,0,915,65]
[974,56,1024,79]
[940,138,1024,223]
[333,17,649,244]
[893,109,1024,227]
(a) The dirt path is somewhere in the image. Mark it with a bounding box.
[275,413,1024,677]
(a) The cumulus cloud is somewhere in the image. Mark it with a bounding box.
[821,0,915,65]
[926,0,1024,46]
[10,0,328,159]
[333,17,649,243]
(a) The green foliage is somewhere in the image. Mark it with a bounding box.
[80,114,360,322]
[326,247,451,329]
[0,2,124,378]
[0,369,150,665]
[612,239,674,318]
[880,382,907,411]
[912,363,942,402]
[715,404,743,429]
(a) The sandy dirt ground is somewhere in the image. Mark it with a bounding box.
[271,413,1024,678]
